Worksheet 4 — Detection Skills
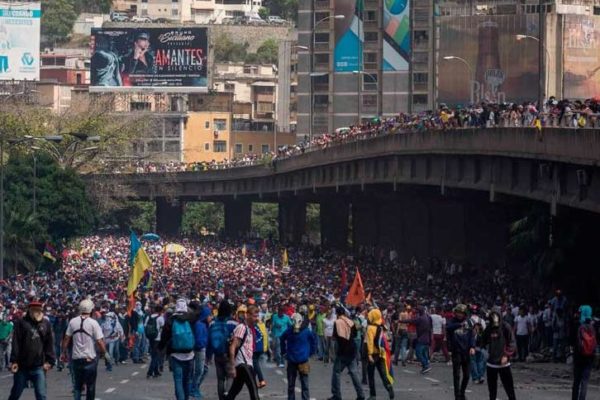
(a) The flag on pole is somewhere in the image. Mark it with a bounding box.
[43,242,57,263]
[340,259,348,299]
[282,248,289,267]
[346,268,366,306]
[127,231,152,296]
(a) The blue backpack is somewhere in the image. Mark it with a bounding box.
[171,319,194,352]
[194,320,208,350]
[209,320,232,356]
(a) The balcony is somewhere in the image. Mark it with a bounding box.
[313,42,329,52]
[314,0,330,11]
[364,0,378,10]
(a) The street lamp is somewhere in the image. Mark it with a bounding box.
[309,14,345,141]
[516,34,548,108]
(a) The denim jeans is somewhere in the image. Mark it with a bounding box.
[272,336,283,365]
[8,366,46,400]
[108,340,120,365]
[148,340,161,377]
[470,350,486,381]
[316,335,324,358]
[190,348,207,399]
[452,353,470,399]
[132,333,144,362]
[171,356,193,400]
[287,361,310,400]
[214,355,229,400]
[253,352,265,382]
[0,340,9,370]
[331,355,364,400]
[393,334,408,363]
[415,343,430,370]
[72,358,98,400]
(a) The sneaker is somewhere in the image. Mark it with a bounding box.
[421,366,432,374]
[478,378,485,384]
[401,361,406,367]
[278,364,285,368]
[387,386,395,399]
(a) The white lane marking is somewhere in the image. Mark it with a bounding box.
[104,387,116,393]
[132,371,139,376]
[275,370,283,375]
[120,379,129,384]
[295,387,301,393]
[140,364,147,369]
[283,378,288,383]
[402,369,416,374]
[1,374,11,379]
[424,377,440,383]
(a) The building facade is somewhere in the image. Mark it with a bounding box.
[130,0,262,23]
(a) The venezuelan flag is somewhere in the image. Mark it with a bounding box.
[378,328,394,384]
[127,231,152,296]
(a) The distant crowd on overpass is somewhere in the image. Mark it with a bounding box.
[106,97,600,174]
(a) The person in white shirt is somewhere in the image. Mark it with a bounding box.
[61,299,107,400]
[323,309,336,363]
[429,307,449,363]
[513,307,531,362]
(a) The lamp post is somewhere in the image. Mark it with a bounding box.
[516,34,548,108]
[353,70,379,120]
[309,14,344,141]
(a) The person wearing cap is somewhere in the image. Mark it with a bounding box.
[8,301,55,400]
[280,312,317,400]
[572,305,596,400]
[61,299,107,400]
[446,304,476,400]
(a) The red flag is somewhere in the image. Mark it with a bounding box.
[162,250,170,269]
[127,292,136,317]
[346,268,365,306]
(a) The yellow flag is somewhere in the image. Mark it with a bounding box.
[282,248,289,267]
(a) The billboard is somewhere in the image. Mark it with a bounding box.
[563,15,600,99]
[90,27,208,92]
[438,15,539,105]
[0,2,41,81]
[334,0,362,72]
[383,0,410,71]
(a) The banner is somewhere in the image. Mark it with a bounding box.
[334,0,362,72]
[90,27,208,92]
[0,2,41,81]
[383,0,410,71]
[563,15,600,99]
[438,14,539,105]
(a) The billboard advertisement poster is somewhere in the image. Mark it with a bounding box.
[383,0,410,71]
[90,27,208,92]
[563,15,600,99]
[438,15,539,105]
[334,1,362,72]
[0,2,41,81]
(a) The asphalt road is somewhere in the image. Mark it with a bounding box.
[0,358,597,400]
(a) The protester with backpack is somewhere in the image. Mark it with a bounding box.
[159,298,197,400]
[145,304,165,379]
[225,304,259,400]
[208,300,238,400]
[572,305,596,400]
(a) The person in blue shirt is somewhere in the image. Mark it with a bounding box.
[271,306,293,368]
[281,313,317,400]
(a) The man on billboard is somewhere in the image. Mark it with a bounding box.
[122,31,156,76]
[90,34,122,87]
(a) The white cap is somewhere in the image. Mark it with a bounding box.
[79,299,94,314]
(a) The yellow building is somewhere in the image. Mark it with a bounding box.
[184,111,232,163]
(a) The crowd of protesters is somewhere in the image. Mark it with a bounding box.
[0,234,598,400]
[101,97,600,175]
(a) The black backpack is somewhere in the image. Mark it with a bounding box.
[145,316,159,340]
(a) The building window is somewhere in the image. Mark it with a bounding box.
[364,10,377,22]
[141,9,148,15]
[413,94,428,105]
[248,144,253,152]
[257,102,273,113]
[314,53,329,64]
[364,32,378,42]
[234,143,243,153]
[205,121,210,129]
[204,143,210,151]
[225,83,235,91]
[261,144,269,154]
[363,73,378,91]
[213,140,227,152]
[130,102,151,111]
[314,33,329,44]
[147,141,162,152]
[363,94,377,107]
[214,119,227,131]
[165,141,180,152]
[414,30,429,47]
[172,9,179,16]
[314,12,329,23]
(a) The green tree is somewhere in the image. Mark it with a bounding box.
[213,33,249,63]
[254,39,279,64]
[73,0,112,14]
[265,0,298,22]
[182,202,224,236]
[3,206,43,274]
[258,7,270,20]
[41,0,78,45]
[252,203,278,239]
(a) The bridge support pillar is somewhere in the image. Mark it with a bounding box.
[320,199,349,249]
[278,199,306,244]
[156,198,183,236]
[224,199,252,238]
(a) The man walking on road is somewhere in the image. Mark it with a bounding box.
[329,306,365,400]
[281,312,317,400]
[366,308,395,400]
[61,299,107,400]
[447,304,476,400]
[572,305,596,400]
[225,304,259,400]
[8,300,55,400]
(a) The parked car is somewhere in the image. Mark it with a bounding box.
[267,15,286,25]
[110,11,129,22]
[244,16,267,25]
[131,16,153,23]
[221,16,235,25]
[154,17,170,23]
